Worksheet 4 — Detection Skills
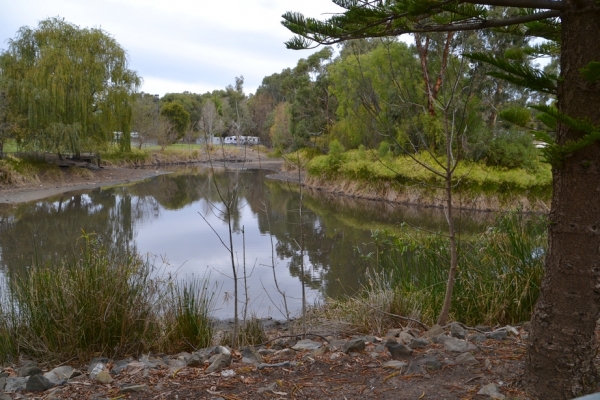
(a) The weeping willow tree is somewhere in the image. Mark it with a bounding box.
[0,17,141,156]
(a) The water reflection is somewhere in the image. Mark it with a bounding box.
[0,166,494,318]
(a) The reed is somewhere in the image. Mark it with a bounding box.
[328,212,546,333]
[0,234,216,363]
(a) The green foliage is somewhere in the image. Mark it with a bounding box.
[161,102,191,139]
[326,139,345,172]
[378,140,390,158]
[0,18,140,155]
[0,234,215,363]
[340,212,546,330]
[580,61,600,84]
[485,130,538,170]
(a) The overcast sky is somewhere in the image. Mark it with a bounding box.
[0,0,344,96]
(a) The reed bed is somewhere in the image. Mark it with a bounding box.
[0,234,216,364]
[326,212,546,334]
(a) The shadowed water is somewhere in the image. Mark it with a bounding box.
[0,166,494,318]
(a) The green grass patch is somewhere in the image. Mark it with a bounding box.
[307,149,552,198]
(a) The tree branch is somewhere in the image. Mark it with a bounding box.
[463,0,565,10]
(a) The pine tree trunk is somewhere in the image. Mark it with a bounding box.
[524,2,600,398]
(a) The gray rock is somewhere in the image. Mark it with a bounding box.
[328,339,348,351]
[111,360,130,375]
[383,361,407,370]
[241,346,263,364]
[88,362,106,380]
[205,353,232,373]
[342,338,366,353]
[420,356,442,371]
[406,361,424,375]
[292,339,322,351]
[385,340,413,359]
[44,366,77,384]
[469,333,487,343]
[398,331,415,345]
[18,363,42,377]
[424,324,443,338]
[455,352,479,365]
[432,333,451,344]
[4,377,29,392]
[0,394,11,400]
[120,384,149,393]
[26,375,53,392]
[408,338,429,349]
[312,346,329,356]
[186,354,204,368]
[477,383,505,399]
[522,321,531,332]
[487,331,508,341]
[0,376,6,390]
[386,328,403,337]
[444,337,477,353]
[450,322,466,339]
[87,357,110,373]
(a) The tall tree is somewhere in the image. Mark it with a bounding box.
[0,17,140,156]
[283,2,600,399]
[160,102,190,140]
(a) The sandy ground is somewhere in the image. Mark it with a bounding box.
[0,157,287,205]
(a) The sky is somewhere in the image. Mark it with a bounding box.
[0,0,345,97]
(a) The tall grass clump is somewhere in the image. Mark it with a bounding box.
[341,212,546,332]
[0,233,216,363]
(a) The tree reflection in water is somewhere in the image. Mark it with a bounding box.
[0,166,492,318]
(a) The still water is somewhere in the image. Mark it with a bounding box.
[0,166,492,319]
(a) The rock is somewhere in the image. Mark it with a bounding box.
[186,354,204,367]
[475,325,492,332]
[44,366,77,384]
[484,359,493,371]
[386,328,403,337]
[408,338,429,349]
[398,331,415,345]
[241,346,263,364]
[18,363,42,377]
[4,377,29,392]
[111,360,130,375]
[424,324,444,338]
[455,352,479,365]
[487,331,508,341]
[205,353,232,373]
[342,338,366,353]
[443,337,477,353]
[26,374,53,392]
[522,321,531,332]
[258,382,281,394]
[385,340,413,359]
[469,333,487,343]
[120,384,149,393]
[312,346,329,356]
[292,339,322,351]
[420,356,442,371]
[0,394,11,400]
[94,370,114,384]
[0,376,6,390]
[477,383,505,399]
[383,361,408,370]
[87,357,110,373]
[432,333,451,344]
[450,322,466,339]
[406,361,424,375]
[327,339,347,351]
[221,369,236,378]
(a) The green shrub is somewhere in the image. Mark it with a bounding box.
[485,130,538,170]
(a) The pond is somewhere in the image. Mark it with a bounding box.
[0,165,494,319]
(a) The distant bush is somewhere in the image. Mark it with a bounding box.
[485,130,538,170]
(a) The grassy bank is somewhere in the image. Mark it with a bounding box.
[0,234,216,364]
[318,212,546,334]
[303,149,552,209]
